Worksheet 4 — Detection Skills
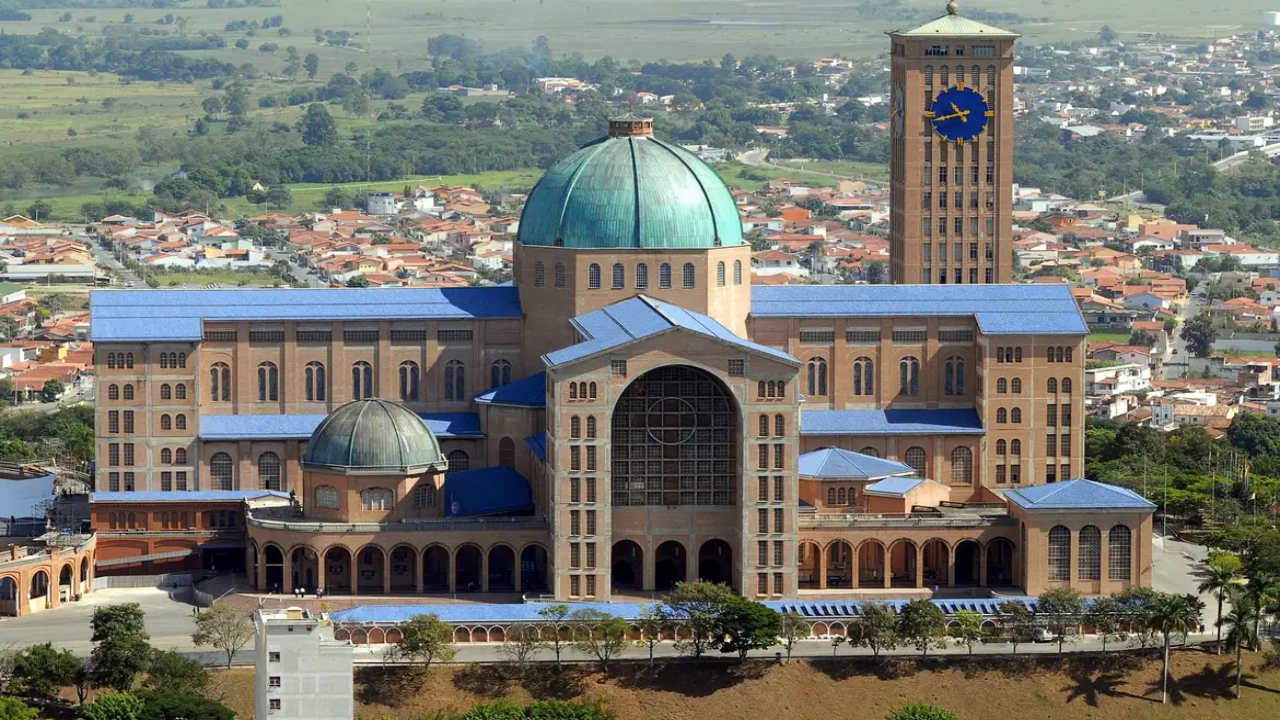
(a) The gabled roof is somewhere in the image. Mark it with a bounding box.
[473,372,546,408]
[543,295,799,367]
[797,447,914,480]
[801,408,984,436]
[1005,479,1156,511]
[444,466,533,517]
[864,476,934,497]
[889,8,1019,39]
[525,432,547,461]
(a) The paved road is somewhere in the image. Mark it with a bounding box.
[0,588,196,654]
[1162,294,1201,380]
[266,249,323,288]
[85,233,144,287]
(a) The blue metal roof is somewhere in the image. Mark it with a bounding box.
[90,287,523,342]
[750,284,1087,335]
[199,412,483,441]
[863,476,929,497]
[473,372,546,408]
[797,447,914,479]
[800,408,985,436]
[544,295,798,367]
[524,432,547,462]
[443,466,533,517]
[1005,479,1156,511]
[91,490,290,503]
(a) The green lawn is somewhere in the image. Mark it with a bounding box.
[1088,332,1132,344]
[148,268,290,288]
[768,159,889,183]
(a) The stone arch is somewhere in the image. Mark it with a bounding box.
[856,540,886,588]
[388,544,418,593]
[825,540,854,589]
[322,545,353,594]
[59,564,75,600]
[423,545,450,592]
[986,537,1015,586]
[0,576,19,616]
[798,540,823,589]
[698,539,733,587]
[349,627,368,645]
[611,540,643,591]
[487,626,506,643]
[922,539,950,588]
[355,545,387,594]
[654,540,687,591]
[288,546,319,592]
[488,544,516,592]
[79,556,90,593]
[262,543,286,592]
[454,626,472,643]
[368,627,386,644]
[954,539,981,586]
[29,570,49,602]
[519,544,549,593]
[888,539,918,588]
[455,544,483,592]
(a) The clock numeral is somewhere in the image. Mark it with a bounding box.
[985,110,995,117]
[970,136,979,143]
[956,138,964,147]
[956,80,965,90]
[924,111,936,118]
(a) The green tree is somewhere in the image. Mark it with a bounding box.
[635,603,671,665]
[949,609,983,655]
[1098,25,1118,44]
[663,580,735,660]
[346,275,370,288]
[864,260,887,284]
[886,703,959,720]
[851,601,898,659]
[222,83,250,119]
[264,186,293,210]
[389,613,456,670]
[0,315,20,340]
[26,199,52,222]
[91,604,151,692]
[996,600,1036,654]
[297,103,338,147]
[570,609,628,674]
[80,692,144,720]
[1180,312,1218,358]
[1243,571,1280,650]
[715,595,780,659]
[190,605,253,669]
[341,89,370,118]
[143,650,209,695]
[498,623,541,671]
[304,53,320,79]
[200,97,222,118]
[897,599,946,657]
[1223,597,1261,699]
[1193,553,1242,653]
[778,611,808,663]
[1147,592,1200,704]
[42,378,66,402]
[0,697,38,720]
[1086,596,1125,652]
[1037,587,1086,655]
[8,642,82,699]
[536,604,572,668]
[135,690,233,720]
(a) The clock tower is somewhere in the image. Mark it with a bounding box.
[887,2,1018,285]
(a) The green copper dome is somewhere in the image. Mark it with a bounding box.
[302,398,447,474]
[517,117,744,250]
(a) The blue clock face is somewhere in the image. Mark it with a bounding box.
[929,86,990,142]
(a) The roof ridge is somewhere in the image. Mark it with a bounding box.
[638,294,677,329]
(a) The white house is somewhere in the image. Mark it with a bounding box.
[751,250,808,277]
[254,608,353,720]
[1085,363,1152,396]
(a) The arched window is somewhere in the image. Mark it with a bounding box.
[904,447,927,476]
[1047,525,1071,581]
[1079,525,1101,580]
[498,437,515,467]
[123,384,134,401]
[107,353,116,369]
[612,263,625,289]
[859,447,879,458]
[682,262,696,289]
[177,352,187,369]
[586,416,597,438]
[399,361,421,401]
[160,353,169,369]
[1011,378,1022,393]
[996,408,1007,423]
[733,259,743,285]
[758,415,769,437]
[853,357,874,396]
[210,363,230,402]
[569,384,578,400]
[1014,347,1022,363]
[588,263,601,289]
[716,261,726,286]
[775,414,785,436]
[1004,347,1013,363]
[175,448,187,464]
[588,382,597,399]
[305,362,326,401]
[257,362,279,401]
[837,487,847,504]
[161,448,172,464]
[996,378,1007,394]
[1047,378,1058,394]
[899,357,920,395]
[108,384,119,400]
[1065,347,1073,362]
[1109,525,1132,580]
[1010,439,1022,455]
[258,452,281,491]
[490,360,511,390]
[175,414,186,430]
[659,263,672,289]
[571,416,582,439]
[807,357,828,396]
[950,447,972,484]
[554,262,566,288]
[447,450,470,471]
[360,488,393,511]
[160,414,172,430]
[414,484,435,507]
[534,261,545,287]
[314,485,339,509]
[175,384,187,400]
[827,487,836,505]
[444,360,465,401]
[1011,408,1022,424]
[636,263,648,289]
[125,353,134,369]
[944,356,965,395]
[758,381,766,398]
[351,361,373,399]
[209,452,234,491]
[1062,378,1073,394]
[996,439,1007,455]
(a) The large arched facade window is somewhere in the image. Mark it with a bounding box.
[257,362,279,401]
[209,452,234,491]
[944,356,965,395]
[682,263,696,288]
[852,357,874,396]
[210,363,231,402]
[588,263,601,289]
[635,263,649,289]
[1078,525,1101,580]
[1047,525,1071,581]
[807,357,828,396]
[612,263,625,289]
[444,361,465,401]
[447,450,470,471]
[351,361,373,399]
[659,263,672,288]
[950,447,972,484]
[490,360,512,389]
[258,452,281,491]
[314,485,339,509]
[899,357,919,395]
[413,484,435,507]
[360,488,394,511]
[305,362,326,401]
[1108,525,1132,580]
[904,447,927,476]
[399,361,420,401]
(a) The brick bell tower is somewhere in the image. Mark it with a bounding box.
[887,1,1018,285]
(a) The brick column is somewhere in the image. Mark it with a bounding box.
[915,545,925,588]
[642,539,655,592]
[257,550,267,592]
[383,552,391,595]
[948,545,957,588]
[448,546,457,593]
[850,544,859,588]
[282,556,294,596]
[415,549,425,594]
[979,547,989,588]
[349,557,358,596]
[481,550,490,593]
[1068,529,1079,589]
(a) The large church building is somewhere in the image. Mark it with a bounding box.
[86,6,1153,603]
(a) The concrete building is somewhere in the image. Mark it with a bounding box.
[254,607,353,720]
[1085,363,1151,396]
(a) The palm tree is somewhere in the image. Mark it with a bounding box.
[1244,571,1280,651]
[1193,554,1241,654]
[1223,597,1261,700]
[1147,592,1200,704]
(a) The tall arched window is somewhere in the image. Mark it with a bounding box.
[123,384,134,401]
[177,352,186,368]
[1062,378,1073,394]
[682,262,695,288]
[944,356,965,395]
[571,416,582,439]
[161,448,172,464]
[160,414,172,430]
[774,414,785,436]
[414,484,435,507]
[490,360,512,389]
[305,362,326,401]
[588,263,601,289]
[758,415,769,437]
[314,485,339,509]
[444,360,465,400]
[534,261,545,287]
[1011,408,1022,424]
[258,452,281,491]
[859,447,880,458]
[807,357,828,396]
[659,263,672,289]
[210,452,234,491]
[175,448,187,464]
[950,447,972,484]
[904,447,927,476]
[1047,525,1071,581]
[1011,378,1022,393]
[1010,439,1022,455]
[360,488,394,511]
[554,262,566,288]
[1078,525,1101,580]
[733,260,743,285]
[210,363,230,402]
[160,353,169,369]
[996,439,1007,455]
[1047,377,1058,394]
[447,450,470,471]
[257,362,279,401]
[716,261,726,286]
[996,378,1007,394]
[996,408,1007,423]
[399,361,420,401]
[175,414,186,430]
[351,361,373,399]
[107,353,117,369]
[125,353,134,369]
[612,263,625,289]
[636,263,649,289]
[160,384,171,400]
[899,357,919,395]
[498,437,516,467]
[827,487,836,505]
[837,487,847,504]
[1108,525,1132,580]
[853,357,874,396]
[108,384,119,400]
[586,416,597,438]
[1014,347,1023,362]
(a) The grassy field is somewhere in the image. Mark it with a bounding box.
[210,650,1280,720]
[1089,332,1134,344]
[147,268,287,288]
[769,159,890,183]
